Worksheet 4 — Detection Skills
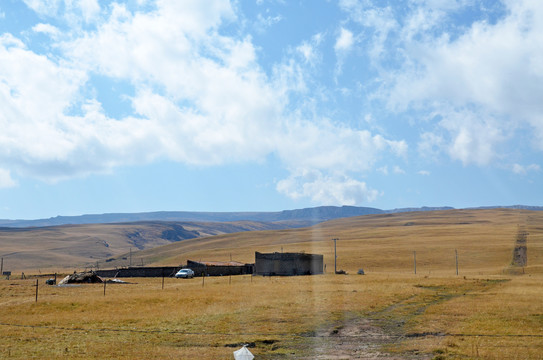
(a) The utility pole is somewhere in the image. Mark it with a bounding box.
[333,238,338,273]
[455,249,459,275]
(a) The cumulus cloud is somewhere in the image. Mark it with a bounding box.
[384,0,543,163]
[0,0,407,206]
[277,170,379,205]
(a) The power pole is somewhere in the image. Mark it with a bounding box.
[455,249,459,275]
[333,238,338,273]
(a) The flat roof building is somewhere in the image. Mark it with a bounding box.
[254,252,323,276]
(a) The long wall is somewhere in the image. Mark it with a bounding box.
[95,266,180,278]
[95,263,254,278]
[187,260,254,277]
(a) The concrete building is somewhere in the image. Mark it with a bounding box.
[254,252,323,276]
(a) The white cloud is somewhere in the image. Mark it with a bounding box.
[393,165,405,174]
[23,0,62,17]
[0,0,409,206]
[77,0,101,23]
[334,27,354,53]
[512,163,540,175]
[418,170,430,176]
[339,1,397,60]
[296,34,323,66]
[440,110,507,166]
[32,23,61,38]
[385,0,543,164]
[277,170,379,205]
[0,169,16,188]
[254,13,282,33]
[276,118,406,174]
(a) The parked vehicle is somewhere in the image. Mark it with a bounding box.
[175,268,194,278]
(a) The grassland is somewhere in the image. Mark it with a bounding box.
[0,220,303,271]
[0,209,542,359]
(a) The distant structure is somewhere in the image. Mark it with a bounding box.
[254,252,323,276]
[186,260,254,277]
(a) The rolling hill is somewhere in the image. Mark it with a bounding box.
[2,207,542,273]
[0,220,308,271]
[108,208,543,275]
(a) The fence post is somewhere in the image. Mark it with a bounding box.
[413,251,417,274]
[103,280,107,296]
[162,269,165,290]
[35,279,39,302]
[202,272,205,287]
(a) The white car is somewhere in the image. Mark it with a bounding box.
[175,268,194,278]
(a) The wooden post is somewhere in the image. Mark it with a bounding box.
[414,251,417,274]
[35,279,39,302]
[455,249,459,275]
[333,238,338,273]
[162,270,165,290]
[1,257,3,275]
[103,280,106,296]
[202,272,205,287]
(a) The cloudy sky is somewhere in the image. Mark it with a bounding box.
[0,0,542,219]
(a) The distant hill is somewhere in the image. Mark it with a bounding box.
[1,205,541,228]
[0,206,385,228]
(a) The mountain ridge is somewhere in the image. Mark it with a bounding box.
[0,204,541,228]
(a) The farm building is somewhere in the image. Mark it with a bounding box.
[254,252,323,276]
[186,260,254,276]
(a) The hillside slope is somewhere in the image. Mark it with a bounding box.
[119,208,543,275]
[0,220,307,271]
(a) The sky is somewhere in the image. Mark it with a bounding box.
[0,0,542,219]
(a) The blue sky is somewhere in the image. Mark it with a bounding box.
[0,0,542,219]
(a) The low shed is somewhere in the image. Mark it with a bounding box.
[254,252,323,276]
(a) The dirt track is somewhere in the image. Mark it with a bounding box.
[304,317,430,359]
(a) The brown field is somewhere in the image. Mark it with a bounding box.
[1,208,542,359]
[0,220,303,272]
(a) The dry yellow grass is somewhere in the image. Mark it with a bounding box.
[0,209,542,358]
